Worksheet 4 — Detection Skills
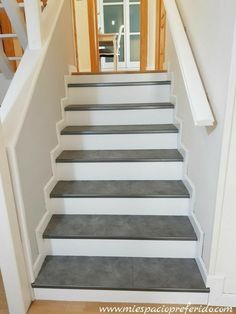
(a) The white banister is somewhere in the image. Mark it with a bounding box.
[164,0,215,126]
[1,0,27,50]
[24,0,43,50]
[0,40,14,79]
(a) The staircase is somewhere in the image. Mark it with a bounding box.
[32,72,209,303]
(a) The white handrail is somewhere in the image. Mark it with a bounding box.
[164,0,215,126]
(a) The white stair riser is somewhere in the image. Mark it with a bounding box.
[45,239,196,258]
[48,198,190,215]
[67,73,170,84]
[60,133,178,150]
[34,289,209,304]
[55,162,183,180]
[68,85,170,104]
[65,109,174,125]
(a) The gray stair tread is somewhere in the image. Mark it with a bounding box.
[32,256,209,292]
[50,180,190,198]
[68,81,171,88]
[61,124,178,135]
[43,215,197,241]
[56,149,183,163]
[65,103,174,111]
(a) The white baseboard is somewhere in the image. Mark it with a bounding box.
[33,254,46,279]
[34,95,70,275]
[207,276,236,306]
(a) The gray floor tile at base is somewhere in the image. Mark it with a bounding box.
[32,256,209,292]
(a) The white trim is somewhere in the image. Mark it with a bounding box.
[1,0,65,284]
[49,198,189,216]
[45,238,197,258]
[60,133,178,150]
[56,161,183,181]
[170,75,208,286]
[34,90,70,275]
[34,288,209,304]
[0,124,31,314]
[164,0,214,126]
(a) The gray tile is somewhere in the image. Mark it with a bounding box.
[61,124,178,135]
[50,180,190,198]
[65,103,174,111]
[133,258,209,292]
[43,215,197,241]
[56,149,184,163]
[32,256,209,292]
[32,256,133,290]
[67,81,171,88]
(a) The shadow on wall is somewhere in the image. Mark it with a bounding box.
[0,74,11,106]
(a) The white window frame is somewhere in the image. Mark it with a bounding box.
[99,0,140,70]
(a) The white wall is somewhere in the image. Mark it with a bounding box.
[75,0,91,72]
[166,0,236,271]
[0,74,11,105]
[1,0,75,265]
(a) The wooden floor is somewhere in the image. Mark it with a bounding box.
[1,273,236,314]
[0,273,8,314]
[27,301,236,314]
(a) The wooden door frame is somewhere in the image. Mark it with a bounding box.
[140,0,148,71]
[87,0,99,72]
[155,0,166,70]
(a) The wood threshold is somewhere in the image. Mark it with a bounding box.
[71,70,167,75]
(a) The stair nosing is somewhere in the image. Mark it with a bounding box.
[43,235,197,241]
[65,103,174,111]
[60,124,179,136]
[50,193,190,199]
[56,158,183,163]
[67,81,171,88]
[31,283,209,293]
[56,149,184,163]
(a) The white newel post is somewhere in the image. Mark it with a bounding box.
[24,0,43,50]
[0,123,32,314]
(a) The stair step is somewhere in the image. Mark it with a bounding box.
[65,102,174,111]
[50,180,190,198]
[61,124,178,135]
[68,81,171,88]
[32,256,209,292]
[43,215,196,241]
[56,149,183,163]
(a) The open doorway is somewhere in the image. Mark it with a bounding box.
[73,0,166,73]
[97,0,141,71]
